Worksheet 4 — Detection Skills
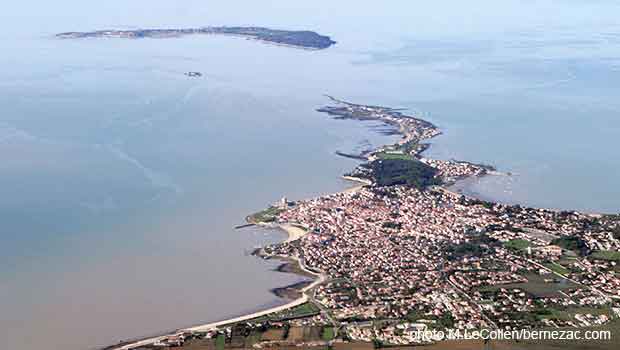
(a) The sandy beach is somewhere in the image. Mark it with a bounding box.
[113,252,326,350]
[278,224,308,242]
[110,149,373,349]
[341,176,372,192]
[113,214,326,350]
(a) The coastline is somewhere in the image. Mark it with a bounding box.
[111,231,326,350]
[109,211,327,350]
[109,175,371,350]
[182,227,328,331]
[106,97,490,350]
[107,96,620,349]
[276,223,308,243]
[56,27,336,50]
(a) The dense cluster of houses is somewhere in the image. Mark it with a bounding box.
[259,183,620,345]
[420,158,489,182]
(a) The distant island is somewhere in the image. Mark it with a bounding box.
[56,26,336,50]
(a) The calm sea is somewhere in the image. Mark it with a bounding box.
[1,1,619,349]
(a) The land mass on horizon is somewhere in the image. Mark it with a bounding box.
[56,26,337,49]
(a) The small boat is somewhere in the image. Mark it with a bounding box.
[184,71,203,77]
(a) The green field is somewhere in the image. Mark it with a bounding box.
[215,334,225,350]
[249,206,284,223]
[322,326,335,341]
[530,305,610,323]
[479,273,579,297]
[376,151,413,161]
[545,262,569,275]
[504,239,532,251]
[288,302,320,316]
[246,302,320,323]
[590,250,620,261]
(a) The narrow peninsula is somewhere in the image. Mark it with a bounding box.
[107,97,620,350]
[56,26,336,50]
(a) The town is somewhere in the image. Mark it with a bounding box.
[112,99,620,350]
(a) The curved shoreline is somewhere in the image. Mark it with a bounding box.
[112,239,325,350]
[111,220,327,350]
[102,91,620,350]
[107,96,487,349]
[110,177,372,350]
[278,224,308,243]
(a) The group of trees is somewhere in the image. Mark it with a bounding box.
[365,158,441,189]
[612,225,620,240]
[552,236,589,256]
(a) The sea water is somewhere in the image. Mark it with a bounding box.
[1,1,620,349]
